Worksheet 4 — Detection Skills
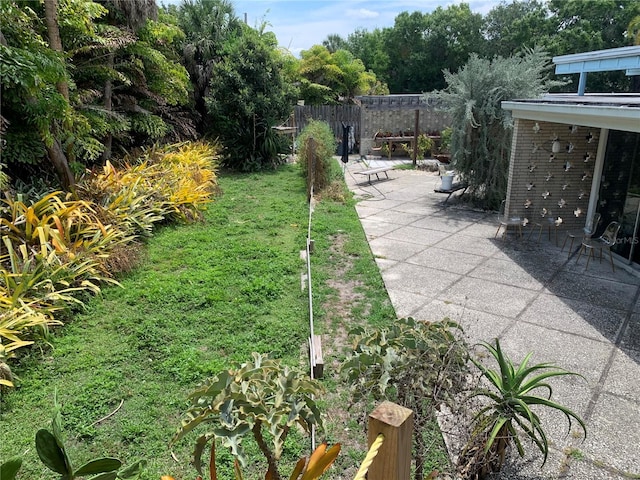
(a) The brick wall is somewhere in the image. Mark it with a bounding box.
[506,119,600,234]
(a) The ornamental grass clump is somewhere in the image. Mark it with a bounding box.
[297,120,338,195]
[458,339,586,479]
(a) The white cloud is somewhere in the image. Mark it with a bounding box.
[234,0,505,56]
[346,8,379,20]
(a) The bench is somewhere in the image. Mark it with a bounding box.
[355,166,393,183]
[434,182,469,203]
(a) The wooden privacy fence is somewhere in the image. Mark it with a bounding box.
[294,105,360,151]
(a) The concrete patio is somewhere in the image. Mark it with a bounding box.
[345,159,640,479]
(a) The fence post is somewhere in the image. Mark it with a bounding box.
[367,401,413,480]
[306,137,316,201]
[412,109,419,166]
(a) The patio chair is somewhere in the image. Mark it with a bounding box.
[561,212,601,258]
[575,220,621,272]
[495,199,523,240]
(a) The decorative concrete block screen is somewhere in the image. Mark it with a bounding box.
[358,95,451,155]
[506,119,600,233]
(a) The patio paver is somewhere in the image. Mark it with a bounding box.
[345,161,640,479]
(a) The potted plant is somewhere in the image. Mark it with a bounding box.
[402,134,434,160]
[435,126,452,163]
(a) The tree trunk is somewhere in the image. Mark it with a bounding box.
[44,0,69,101]
[43,0,75,192]
[47,137,76,192]
[252,422,280,480]
[101,51,115,162]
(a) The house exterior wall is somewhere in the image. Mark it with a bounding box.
[506,119,600,233]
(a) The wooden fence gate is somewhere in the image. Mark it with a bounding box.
[293,105,361,153]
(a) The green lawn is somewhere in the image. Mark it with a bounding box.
[1,163,449,479]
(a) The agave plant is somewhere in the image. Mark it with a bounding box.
[459,339,587,479]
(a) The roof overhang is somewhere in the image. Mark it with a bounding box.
[553,46,640,76]
[502,99,640,133]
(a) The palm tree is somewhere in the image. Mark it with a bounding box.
[178,0,242,130]
[322,33,346,53]
[98,0,158,161]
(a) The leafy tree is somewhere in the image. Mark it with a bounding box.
[383,4,485,93]
[344,28,391,85]
[629,15,640,45]
[543,0,640,92]
[629,14,640,92]
[482,0,550,58]
[425,4,486,90]
[0,0,104,191]
[298,45,386,105]
[297,45,341,105]
[206,26,296,170]
[429,48,562,210]
[383,11,428,93]
[0,0,192,189]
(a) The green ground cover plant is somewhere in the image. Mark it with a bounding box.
[0,163,420,480]
[0,142,220,386]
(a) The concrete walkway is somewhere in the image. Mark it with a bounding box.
[345,159,640,479]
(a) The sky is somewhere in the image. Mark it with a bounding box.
[179,1,505,57]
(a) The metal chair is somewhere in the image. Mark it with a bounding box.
[561,212,601,258]
[495,200,523,240]
[575,221,621,272]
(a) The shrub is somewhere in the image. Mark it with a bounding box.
[0,141,220,369]
[402,134,434,160]
[0,191,131,266]
[297,120,338,195]
[173,353,324,480]
[205,26,297,172]
[427,48,563,209]
[341,318,469,480]
[0,192,122,335]
[80,142,220,236]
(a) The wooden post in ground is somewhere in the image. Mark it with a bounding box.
[412,109,419,166]
[367,401,413,480]
[306,137,316,201]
